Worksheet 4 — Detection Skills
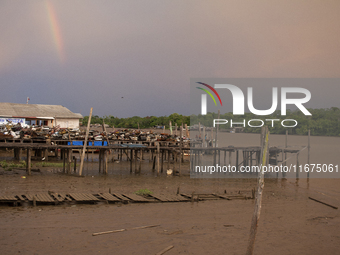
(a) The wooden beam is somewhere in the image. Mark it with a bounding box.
[79,107,93,176]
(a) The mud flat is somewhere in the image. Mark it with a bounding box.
[0,133,339,254]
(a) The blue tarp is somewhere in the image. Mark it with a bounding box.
[72,141,83,146]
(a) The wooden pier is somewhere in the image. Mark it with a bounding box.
[0,190,253,207]
[0,129,310,180]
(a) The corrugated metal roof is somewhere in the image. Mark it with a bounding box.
[0,102,83,119]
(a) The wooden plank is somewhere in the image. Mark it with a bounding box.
[60,194,73,201]
[180,193,204,201]
[24,194,34,201]
[150,194,183,202]
[50,193,64,202]
[148,194,169,202]
[122,194,152,202]
[112,193,130,202]
[69,193,99,202]
[0,195,17,201]
[98,193,121,202]
[16,195,27,201]
[212,194,232,200]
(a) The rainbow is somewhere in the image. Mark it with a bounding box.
[46,1,65,63]
[196,82,223,106]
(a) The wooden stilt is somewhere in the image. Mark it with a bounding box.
[63,149,66,173]
[99,149,102,173]
[26,148,31,176]
[44,148,49,161]
[74,156,77,173]
[157,142,160,176]
[307,129,310,180]
[161,150,164,173]
[67,149,72,174]
[130,149,133,174]
[134,150,138,174]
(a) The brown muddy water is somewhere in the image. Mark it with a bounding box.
[0,133,339,254]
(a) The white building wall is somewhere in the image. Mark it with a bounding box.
[55,118,80,128]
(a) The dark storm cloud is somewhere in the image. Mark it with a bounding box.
[1,0,340,117]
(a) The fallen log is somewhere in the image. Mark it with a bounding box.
[308,197,338,210]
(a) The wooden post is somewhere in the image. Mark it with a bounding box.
[138,151,142,174]
[152,155,156,171]
[104,150,108,174]
[169,121,172,135]
[185,123,189,139]
[44,148,49,162]
[19,148,23,161]
[173,150,176,176]
[214,109,220,165]
[130,149,133,174]
[79,107,93,176]
[73,156,77,173]
[202,126,206,147]
[179,126,182,176]
[99,149,102,173]
[296,152,299,181]
[157,142,160,176]
[167,150,170,170]
[161,150,164,173]
[175,123,177,136]
[246,126,269,255]
[198,122,201,138]
[135,150,138,174]
[26,148,31,176]
[307,129,310,180]
[67,149,72,174]
[236,150,239,171]
[63,149,66,173]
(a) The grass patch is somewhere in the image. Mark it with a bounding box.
[135,189,153,196]
[0,160,26,171]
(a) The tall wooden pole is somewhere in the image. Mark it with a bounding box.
[246,126,269,255]
[214,110,220,165]
[307,129,310,180]
[79,108,93,176]
[179,125,183,176]
[157,142,160,176]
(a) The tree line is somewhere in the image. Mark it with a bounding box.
[82,108,340,136]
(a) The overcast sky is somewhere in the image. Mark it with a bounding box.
[1,0,340,117]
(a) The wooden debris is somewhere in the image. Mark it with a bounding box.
[92,224,160,236]
[98,193,121,202]
[155,245,174,255]
[0,195,17,202]
[92,229,126,236]
[69,193,99,202]
[131,224,160,230]
[122,193,151,202]
[308,197,338,210]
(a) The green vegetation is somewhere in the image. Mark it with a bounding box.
[0,160,26,171]
[191,108,340,136]
[82,108,340,136]
[82,113,189,129]
[135,189,153,196]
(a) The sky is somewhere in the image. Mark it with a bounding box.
[1,0,340,118]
